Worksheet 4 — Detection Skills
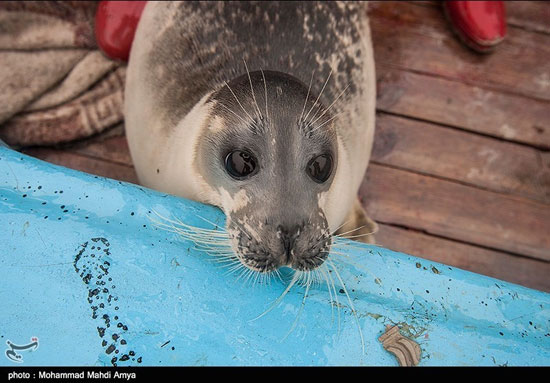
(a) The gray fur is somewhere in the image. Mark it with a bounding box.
[142,1,368,132]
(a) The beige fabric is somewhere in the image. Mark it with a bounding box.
[0,1,126,147]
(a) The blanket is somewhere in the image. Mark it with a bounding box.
[0,1,125,147]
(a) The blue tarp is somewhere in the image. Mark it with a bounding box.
[1,146,549,366]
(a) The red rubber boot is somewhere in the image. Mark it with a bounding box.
[95,1,147,62]
[443,1,507,54]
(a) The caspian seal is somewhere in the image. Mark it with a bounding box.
[125,1,377,273]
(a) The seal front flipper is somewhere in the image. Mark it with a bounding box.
[336,198,378,244]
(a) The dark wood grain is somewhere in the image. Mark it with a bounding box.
[69,125,134,166]
[372,113,550,204]
[22,147,138,184]
[375,223,550,292]
[501,2,550,35]
[376,68,550,149]
[369,1,550,101]
[360,163,550,262]
[411,1,550,35]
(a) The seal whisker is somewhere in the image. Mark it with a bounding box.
[228,219,253,241]
[237,265,255,285]
[188,241,233,249]
[225,261,248,274]
[189,213,228,233]
[311,218,352,249]
[249,270,301,322]
[304,219,351,251]
[176,235,230,248]
[309,112,342,134]
[219,103,252,126]
[183,235,231,245]
[337,232,377,240]
[312,267,324,289]
[243,59,263,120]
[260,68,269,121]
[271,268,283,284]
[323,262,342,335]
[234,266,251,282]
[192,244,234,254]
[180,232,230,240]
[299,69,315,124]
[173,227,230,241]
[327,259,365,355]
[329,255,381,290]
[179,231,230,240]
[330,219,352,237]
[191,246,232,255]
[330,242,369,253]
[150,220,232,254]
[308,83,351,127]
[223,80,256,125]
[333,223,370,238]
[150,210,229,237]
[303,68,333,123]
[210,256,240,264]
[332,237,372,247]
[334,224,377,240]
[165,223,229,236]
[149,211,238,264]
[246,268,258,287]
[282,271,311,341]
[220,264,247,275]
[318,264,335,324]
[213,258,241,264]
[214,260,243,269]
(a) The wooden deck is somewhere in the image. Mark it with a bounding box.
[20,2,550,291]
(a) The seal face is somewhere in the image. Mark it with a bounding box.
[125,1,377,274]
[196,70,338,272]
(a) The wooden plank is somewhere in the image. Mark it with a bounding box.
[376,68,550,149]
[21,147,138,184]
[375,223,550,293]
[506,1,550,35]
[369,1,550,101]
[375,223,550,292]
[360,163,550,262]
[409,1,550,36]
[69,129,134,167]
[371,113,550,204]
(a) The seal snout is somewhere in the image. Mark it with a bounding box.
[277,224,301,264]
[277,223,330,271]
[229,211,332,274]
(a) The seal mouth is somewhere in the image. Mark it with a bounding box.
[235,251,282,274]
[289,249,330,272]
[231,231,333,274]
[227,208,333,274]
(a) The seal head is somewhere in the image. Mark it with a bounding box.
[196,70,338,272]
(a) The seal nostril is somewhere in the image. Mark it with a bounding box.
[277,224,303,263]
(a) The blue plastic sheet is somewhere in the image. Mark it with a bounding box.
[1,146,549,366]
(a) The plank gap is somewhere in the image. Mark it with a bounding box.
[375,109,550,152]
[375,220,546,264]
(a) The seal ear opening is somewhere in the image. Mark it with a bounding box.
[336,198,378,244]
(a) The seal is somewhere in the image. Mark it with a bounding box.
[125,1,377,273]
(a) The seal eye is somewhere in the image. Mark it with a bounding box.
[307,154,333,183]
[224,150,258,179]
